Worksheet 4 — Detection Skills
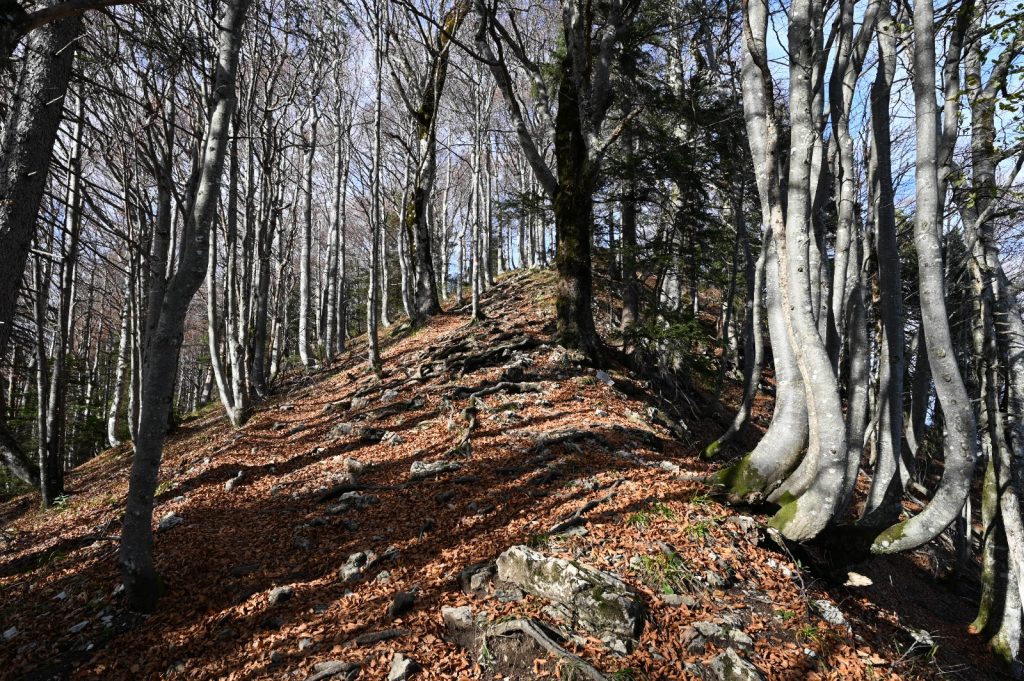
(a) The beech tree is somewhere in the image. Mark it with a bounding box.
[0,2,1023,669]
[119,0,252,612]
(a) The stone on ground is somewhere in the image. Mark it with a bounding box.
[387,653,420,681]
[304,660,359,681]
[495,545,644,650]
[707,648,764,681]
[409,459,462,480]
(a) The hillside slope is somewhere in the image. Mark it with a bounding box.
[0,270,998,680]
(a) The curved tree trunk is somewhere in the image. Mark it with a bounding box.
[872,0,976,553]
[863,6,906,524]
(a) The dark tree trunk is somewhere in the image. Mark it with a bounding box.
[553,51,599,361]
[0,3,81,487]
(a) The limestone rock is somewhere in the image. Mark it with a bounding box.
[458,563,495,596]
[680,621,724,653]
[409,459,462,480]
[358,427,387,444]
[158,512,184,532]
[344,457,368,475]
[304,660,359,681]
[268,585,294,605]
[326,492,379,515]
[725,516,759,543]
[811,599,848,629]
[225,471,244,492]
[441,605,483,650]
[387,653,420,681]
[339,551,377,582]
[495,545,644,650]
[707,648,764,681]
[330,422,354,439]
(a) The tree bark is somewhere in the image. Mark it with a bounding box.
[872,0,977,553]
[120,0,250,613]
[0,2,81,486]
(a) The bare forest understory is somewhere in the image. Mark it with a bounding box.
[0,271,1003,680]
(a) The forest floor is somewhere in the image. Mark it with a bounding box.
[0,268,1004,680]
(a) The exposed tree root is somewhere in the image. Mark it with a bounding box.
[448,380,544,401]
[485,619,609,681]
[548,479,623,534]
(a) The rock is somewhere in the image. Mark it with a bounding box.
[703,570,728,588]
[304,660,360,681]
[293,535,313,552]
[330,423,354,438]
[383,431,403,446]
[326,492,379,515]
[495,545,644,650]
[269,585,294,605]
[3,627,16,641]
[659,460,682,474]
[595,370,614,386]
[434,489,456,503]
[287,424,307,436]
[358,427,387,444]
[458,563,495,596]
[298,637,314,650]
[441,605,475,632]
[225,471,244,491]
[441,606,483,649]
[375,570,391,583]
[844,571,873,587]
[387,653,420,681]
[350,397,368,410]
[410,459,462,480]
[493,583,525,603]
[728,628,754,651]
[660,593,698,608]
[382,389,400,401]
[725,516,759,543]
[270,650,286,665]
[707,648,764,681]
[339,551,377,582]
[906,628,935,652]
[388,591,416,619]
[344,457,368,475]
[648,407,688,438]
[158,512,184,532]
[69,621,88,634]
[467,501,494,515]
[680,621,724,653]
[261,616,284,630]
[811,599,848,628]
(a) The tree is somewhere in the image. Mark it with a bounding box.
[119,0,251,613]
[0,1,82,488]
[474,0,641,360]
